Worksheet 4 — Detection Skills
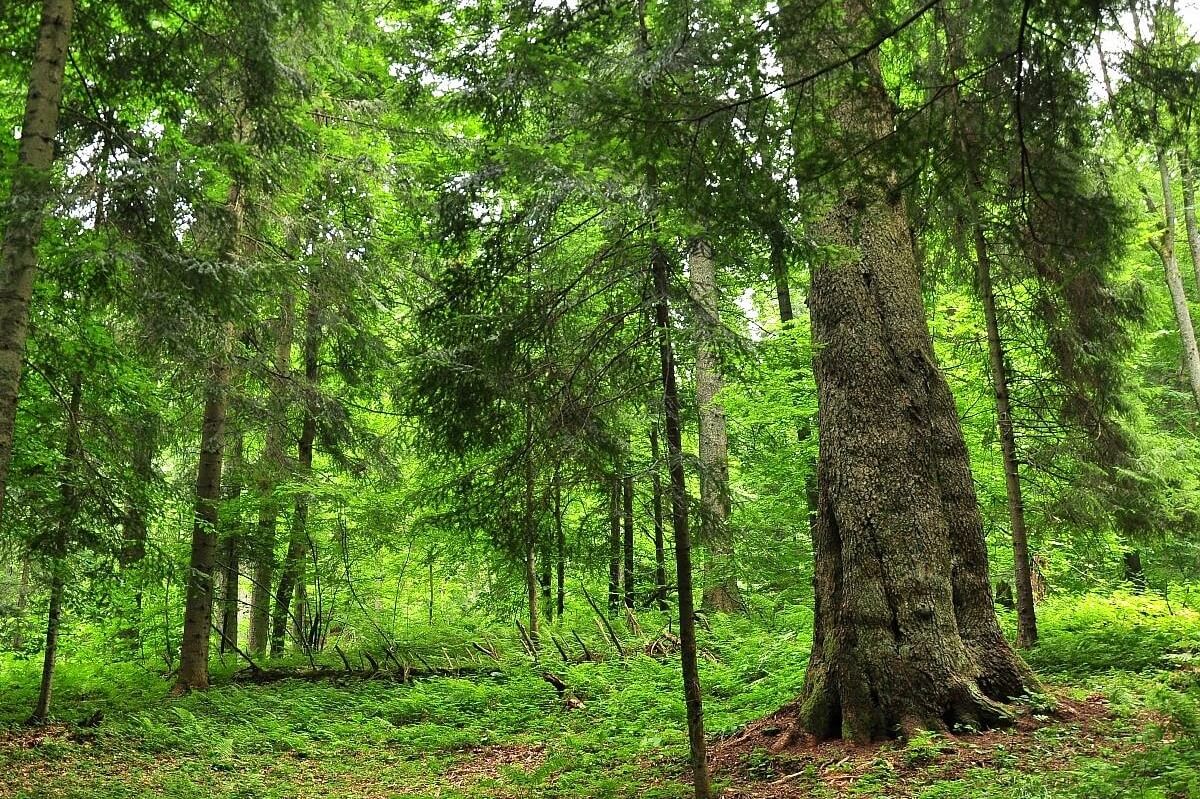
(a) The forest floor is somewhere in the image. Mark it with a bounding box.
[1,591,1198,798]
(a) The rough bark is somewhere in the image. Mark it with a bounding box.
[176,324,233,692]
[249,291,295,655]
[942,6,1037,647]
[652,243,710,796]
[782,0,1036,743]
[689,240,741,613]
[650,426,668,611]
[0,0,75,519]
[30,373,80,723]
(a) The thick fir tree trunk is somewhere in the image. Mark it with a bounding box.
[622,472,635,609]
[176,324,233,692]
[781,0,1035,742]
[689,240,741,613]
[0,0,74,519]
[219,434,244,654]
[30,373,80,723]
[650,426,668,611]
[249,291,295,655]
[652,244,710,796]
[942,8,1037,647]
[270,290,316,657]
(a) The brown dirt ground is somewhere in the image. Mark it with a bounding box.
[708,692,1127,798]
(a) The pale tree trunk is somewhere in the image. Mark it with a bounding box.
[219,433,244,654]
[1180,151,1200,298]
[942,5,1037,648]
[270,288,315,657]
[1150,151,1200,411]
[0,0,75,519]
[689,240,740,613]
[1127,10,1200,411]
[780,0,1036,742]
[176,323,233,691]
[249,291,295,656]
[30,372,80,723]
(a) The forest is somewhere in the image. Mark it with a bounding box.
[1,0,1200,796]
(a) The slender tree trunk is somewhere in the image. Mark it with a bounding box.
[622,472,635,609]
[780,0,1035,742]
[118,419,155,644]
[12,557,30,649]
[1152,150,1200,411]
[249,291,295,655]
[176,323,233,692]
[553,467,565,618]
[689,240,740,613]
[652,244,710,796]
[523,438,539,649]
[540,536,553,621]
[650,426,667,611]
[293,573,308,647]
[30,571,63,723]
[0,0,75,519]
[770,228,794,325]
[769,233,820,537]
[1181,151,1200,295]
[219,434,243,654]
[30,372,80,723]
[608,475,622,613]
[942,6,1037,647]
[270,501,308,657]
[975,231,1038,647]
[270,289,315,657]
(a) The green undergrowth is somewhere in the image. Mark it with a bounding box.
[1,593,1198,798]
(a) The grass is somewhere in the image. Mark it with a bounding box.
[0,593,1197,798]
